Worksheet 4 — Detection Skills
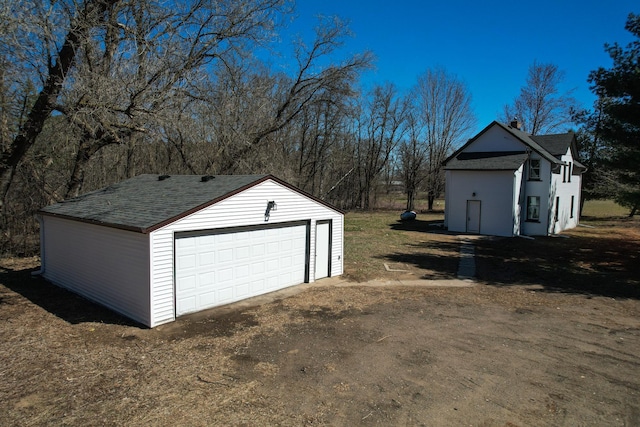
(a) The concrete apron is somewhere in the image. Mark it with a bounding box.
[318,236,477,289]
[178,237,478,321]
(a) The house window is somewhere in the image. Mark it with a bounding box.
[571,196,575,218]
[563,165,566,182]
[568,162,572,182]
[529,159,541,180]
[555,196,560,222]
[527,196,540,221]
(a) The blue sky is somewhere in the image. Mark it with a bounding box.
[286,0,637,133]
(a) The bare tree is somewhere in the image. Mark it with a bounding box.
[399,110,427,211]
[214,16,373,174]
[503,61,577,135]
[415,67,476,210]
[0,0,292,202]
[293,97,350,194]
[0,0,117,209]
[355,84,409,210]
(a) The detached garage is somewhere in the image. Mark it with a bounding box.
[38,174,343,327]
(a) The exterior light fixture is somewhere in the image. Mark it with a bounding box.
[265,201,277,221]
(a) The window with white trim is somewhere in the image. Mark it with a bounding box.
[527,196,541,221]
[570,196,575,218]
[529,159,541,180]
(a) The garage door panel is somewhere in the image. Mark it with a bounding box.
[266,258,279,272]
[251,279,265,293]
[219,286,233,302]
[218,248,233,263]
[177,254,196,270]
[237,282,250,297]
[217,233,233,243]
[176,237,195,248]
[236,245,250,259]
[199,251,214,265]
[175,224,307,316]
[199,272,214,286]
[252,243,265,256]
[200,290,216,306]
[180,275,196,290]
[252,261,265,274]
[236,264,250,279]
[218,266,234,283]
[178,296,196,314]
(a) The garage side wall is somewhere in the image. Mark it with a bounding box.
[40,216,151,326]
[149,179,343,327]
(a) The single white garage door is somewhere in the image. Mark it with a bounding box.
[175,224,307,316]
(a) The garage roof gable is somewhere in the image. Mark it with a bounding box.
[39,174,341,233]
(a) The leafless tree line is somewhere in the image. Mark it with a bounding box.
[1,0,478,255]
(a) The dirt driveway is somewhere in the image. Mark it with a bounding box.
[1,258,640,426]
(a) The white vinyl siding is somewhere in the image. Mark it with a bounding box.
[549,148,582,234]
[445,170,516,237]
[463,124,527,152]
[41,216,150,326]
[149,179,343,326]
[522,156,553,236]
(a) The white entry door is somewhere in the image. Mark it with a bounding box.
[175,224,307,316]
[466,200,481,233]
[315,221,331,280]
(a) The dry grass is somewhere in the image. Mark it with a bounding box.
[343,200,639,299]
[343,209,457,282]
[581,199,632,218]
[475,220,640,298]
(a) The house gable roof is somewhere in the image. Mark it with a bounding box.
[531,132,587,171]
[39,174,341,233]
[531,133,574,157]
[443,121,573,171]
[444,151,529,170]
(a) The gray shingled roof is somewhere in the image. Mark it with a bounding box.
[531,133,574,157]
[443,121,578,171]
[39,174,269,233]
[532,133,587,171]
[444,151,529,170]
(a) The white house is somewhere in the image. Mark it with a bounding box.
[38,174,343,327]
[443,120,586,237]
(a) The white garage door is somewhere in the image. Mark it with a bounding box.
[175,224,307,316]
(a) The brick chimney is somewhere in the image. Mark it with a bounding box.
[510,118,522,130]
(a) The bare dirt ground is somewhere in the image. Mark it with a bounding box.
[1,251,640,427]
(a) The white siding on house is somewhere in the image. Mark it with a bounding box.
[445,170,515,237]
[522,154,553,236]
[148,179,343,327]
[41,216,151,325]
[549,149,582,234]
[465,125,525,152]
[512,165,524,235]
